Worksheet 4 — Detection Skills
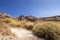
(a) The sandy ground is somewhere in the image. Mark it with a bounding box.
[0,28,45,40]
[10,28,45,40]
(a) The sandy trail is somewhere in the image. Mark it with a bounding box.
[10,28,45,40]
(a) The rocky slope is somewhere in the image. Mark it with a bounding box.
[39,16,60,21]
[0,13,45,40]
[0,13,60,40]
[18,15,38,22]
[18,15,60,22]
[0,13,12,19]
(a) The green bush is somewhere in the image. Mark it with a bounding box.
[33,22,60,40]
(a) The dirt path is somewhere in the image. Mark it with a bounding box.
[10,28,45,40]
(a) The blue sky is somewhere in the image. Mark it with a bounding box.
[0,0,60,18]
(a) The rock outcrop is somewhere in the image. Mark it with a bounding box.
[0,13,12,19]
[18,15,60,22]
[18,15,38,22]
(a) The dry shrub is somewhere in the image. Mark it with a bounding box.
[24,25,33,30]
[0,22,13,36]
[33,22,60,40]
[5,18,21,27]
[19,20,26,27]
[2,27,12,35]
[22,21,34,30]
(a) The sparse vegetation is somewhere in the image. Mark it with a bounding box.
[32,22,60,40]
[24,22,34,30]
[0,22,13,36]
[1,13,60,40]
[5,18,21,27]
[20,21,34,30]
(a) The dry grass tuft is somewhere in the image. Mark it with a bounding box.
[0,22,13,36]
[5,18,21,27]
[33,22,60,40]
[16,20,34,30]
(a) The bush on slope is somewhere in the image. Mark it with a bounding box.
[33,22,60,40]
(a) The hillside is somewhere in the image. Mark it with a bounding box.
[0,13,60,40]
[39,16,60,21]
[18,15,60,22]
[0,13,45,40]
